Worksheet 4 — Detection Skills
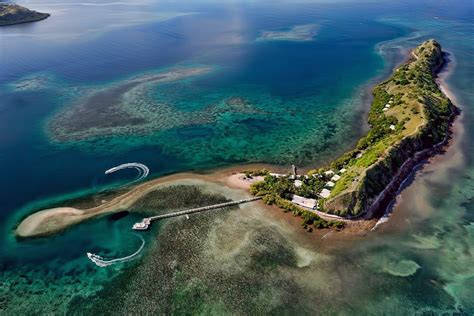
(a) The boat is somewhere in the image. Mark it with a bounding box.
[132,222,149,230]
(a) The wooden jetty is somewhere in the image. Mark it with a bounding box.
[132,197,261,230]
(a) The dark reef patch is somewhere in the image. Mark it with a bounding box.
[108,211,129,221]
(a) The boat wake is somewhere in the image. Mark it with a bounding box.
[105,162,149,187]
[371,214,390,231]
[86,234,145,267]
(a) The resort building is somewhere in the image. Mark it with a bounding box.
[331,174,341,182]
[319,188,331,199]
[291,194,317,209]
[294,180,303,187]
[324,170,335,176]
[390,124,396,131]
[325,181,335,188]
[339,168,347,173]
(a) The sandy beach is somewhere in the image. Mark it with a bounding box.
[15,164,275,238]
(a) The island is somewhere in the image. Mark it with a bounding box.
[15,40,456,238]
[0,3,49,26]
[250,40,456,222]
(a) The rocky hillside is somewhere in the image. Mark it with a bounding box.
[0,3,49,26]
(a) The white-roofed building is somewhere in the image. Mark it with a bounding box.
[325,181,335,188]
[339,168,347,173]
[324,170,335,176]
[331,174,341,182]
[389,124,396,131]
[291,195,317,210]
[270,173,285,178]
[294,180,303,188]
[319,189,331,199]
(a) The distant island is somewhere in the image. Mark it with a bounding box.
[0,3,49,26]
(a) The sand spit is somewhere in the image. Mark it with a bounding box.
[16,207,84,237]
[15,166,264,238]
[15,165,374,240]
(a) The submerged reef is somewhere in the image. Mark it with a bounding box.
[33,64,358,166]
[47,67,264,142]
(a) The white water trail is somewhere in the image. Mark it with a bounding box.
[104,162,149,187]
[371,214,391,231]
[87,234,145,267]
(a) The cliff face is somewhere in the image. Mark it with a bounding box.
[325,40,454,216]
[0,3,49,26]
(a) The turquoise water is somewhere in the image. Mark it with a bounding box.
[0,0,473,314]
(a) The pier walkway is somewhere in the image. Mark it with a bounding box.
[132,197,261,230]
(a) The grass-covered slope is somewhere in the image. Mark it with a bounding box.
[251,40,455,218]
[325,40,453,216]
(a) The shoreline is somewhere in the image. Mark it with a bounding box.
[371,51,461,231]
[14,162,371,239]
[14,43,461,239]
[14,164,273,238]
[352,45,459,219]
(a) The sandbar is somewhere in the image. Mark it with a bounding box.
[15,165,269,238]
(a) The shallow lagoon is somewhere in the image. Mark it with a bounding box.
[0,0,473,314]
